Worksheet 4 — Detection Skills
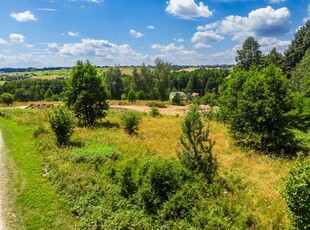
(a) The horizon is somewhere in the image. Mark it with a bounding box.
[0,0,308,68]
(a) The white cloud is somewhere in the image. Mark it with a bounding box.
[303,3,310,23]
[9,34,25,43]
[268,0,286,3]
[36,8,57,12]
[25,44,34,48]
[196,6,291,42]
[194,43,211,49]
[86,0,102,3]
[147,25,155,29]
[191,30,224,43]
[174,38,185,43]
[129,29,144,38]
[258,37,290,53]
[10,11,37,22]
[166,0,212,19]
[0,39,7,44]
[68,31,79,37]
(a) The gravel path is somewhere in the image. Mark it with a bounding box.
[0,130,6,230]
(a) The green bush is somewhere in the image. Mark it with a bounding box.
[127,89,137,102]
[47,106,75,146]
[0,92,14,106]
[282,158,310,229]
[120,111,141,135]
[149,105,161,117]
[172,93,185,106]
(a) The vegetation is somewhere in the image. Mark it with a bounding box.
[66,60,109,125]
[47,106,76,146]
[178,104,217,184]
[283,158,310,229]
[0,92,14,106]
[149,105,161,117]
[121,111,141,135]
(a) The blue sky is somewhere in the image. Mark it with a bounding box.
[0,0,309,67]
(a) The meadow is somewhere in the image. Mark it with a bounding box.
[1,106,308,229]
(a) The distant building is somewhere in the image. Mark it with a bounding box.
[169,91,186,101]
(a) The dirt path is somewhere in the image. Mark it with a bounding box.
[0,130,6,230]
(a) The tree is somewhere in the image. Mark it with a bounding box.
[263,47,285,69]
[0,93,14,106]
[154,58,171,101]
[235,36,262,70]
[127,89,137,102]
[66,60,109,125]
[105,67,124,100]
[284,20,310,77]
[121,111,141,135]
[178,104,217,184]
[44,87,54,101]
[220,64,296,153]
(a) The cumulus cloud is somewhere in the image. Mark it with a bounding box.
[68,31,79,37]
[268,0,286,3]
[0,39,7,44]
[194,43,211,49]
[129,29,144,38]
[147,25,155,29]
[258,37,290,53]
[10,11,37,22]
[166,0,212,19]
[191,30,224,43]
[196,6,290,41]
[9,34,25,43]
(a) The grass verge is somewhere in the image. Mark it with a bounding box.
[0,117,78,229]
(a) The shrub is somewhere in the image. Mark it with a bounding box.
[282,158,310,229]
[127,89,137,102]
[33,126,49,139]
[136,90,146,100]
[120,111,141,135]
[172,93,184,106]
[149,105,161,117]
[47,106,75,146]
[178,104,217,184]
[0,92,14,106]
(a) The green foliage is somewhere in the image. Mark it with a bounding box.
[0,92,14,105]
[33,126,49,139]
[178,104,217,183]
[172,93,185,106]
[283,158,310,229]
[202,92,218,106]
[44,87,54,101]
[66,60,109,125]
[149,105,161,117]
[136,90,146,100]
[121,111,141,135]
[127,89,137,102]
[47,106,75,146]
[263,47,285,69]
[235,36,262,70]
[154,58,171,101]
[220,65,297,153]
[284,20,310,76]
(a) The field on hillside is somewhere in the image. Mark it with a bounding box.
[1,106,308,229]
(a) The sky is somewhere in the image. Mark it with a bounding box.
[0,0,309,67]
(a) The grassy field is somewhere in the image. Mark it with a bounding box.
[0,106,309,228]
[0,114,78,229]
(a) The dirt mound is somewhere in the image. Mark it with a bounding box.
[26,104,54,110]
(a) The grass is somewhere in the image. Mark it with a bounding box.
[0,116,78,229]
[1,108,309,228]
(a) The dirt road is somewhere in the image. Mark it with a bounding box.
[0,130,6,230]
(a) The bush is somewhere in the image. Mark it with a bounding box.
[172,93,185,106]
[0,92,14,106]
[47,106,75,146]
[149,106,161,117]
[282,158,310,229]
[127,89,137,102]
[136,90,146,100]
[120,111,141,135]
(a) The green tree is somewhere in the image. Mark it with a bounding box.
[105,67,124,100]
[235,36,262,70]
[34,84,45,101]
[121,111,141,135]
[66,60,109,126]
[263,47,285,69]
[0,92,14,106]
[127,89,137,102]
[154,58,171,101]
[284,20,310,76]
[44,87,54,101]
[178,104,217,183]
[220,65,296,153]
[136,90,146,100]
